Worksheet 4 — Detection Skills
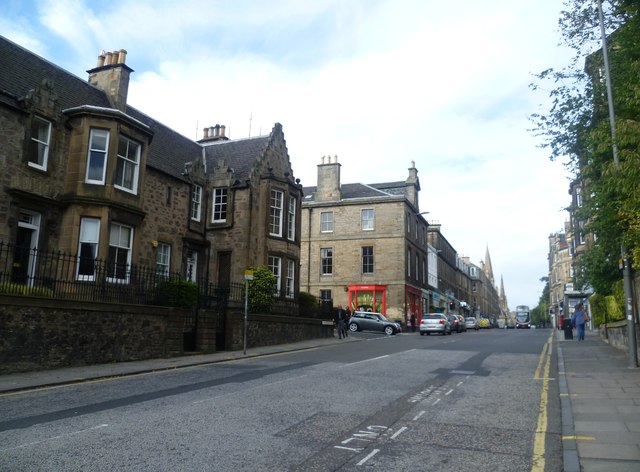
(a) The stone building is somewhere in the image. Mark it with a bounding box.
[301,157,429,323]
[548,223,574,323]
[0,36,301,296]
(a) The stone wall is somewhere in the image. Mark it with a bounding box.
[599,320,640,360]
[0,295,188,374]
[223,309,334,351]
[0,295,334,374]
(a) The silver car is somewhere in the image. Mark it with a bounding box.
[348,311,401,335]
[464,317,479,331]
[420,313,452,335]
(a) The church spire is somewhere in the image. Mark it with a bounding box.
[484,245,494,286]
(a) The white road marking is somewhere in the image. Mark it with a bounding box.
[390,427,408,439]
[357,449,380,466]
[2,424,109,451]
[412,411,426,421]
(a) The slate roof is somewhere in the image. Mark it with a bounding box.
[302,181,408,203]
[0,35,201,182]
[203,135,270,184]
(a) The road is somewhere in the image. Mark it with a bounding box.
[0,328,563,471]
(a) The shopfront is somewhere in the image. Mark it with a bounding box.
[347,284,387,314]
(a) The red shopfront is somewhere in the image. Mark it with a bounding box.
[347,284,387,314]
[405,285,425,327]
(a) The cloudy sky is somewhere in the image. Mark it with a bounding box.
[3,0,579,308]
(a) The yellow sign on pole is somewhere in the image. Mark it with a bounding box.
[244,270,254,280]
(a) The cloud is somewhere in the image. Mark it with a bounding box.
[8,0,574,308]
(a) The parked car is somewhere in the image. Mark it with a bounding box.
[478,318,490,329]
[348,311,401,335]
[420,313,452,335]
[464,317,479,331]
[448,314,464,333]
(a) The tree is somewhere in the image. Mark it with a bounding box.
[530,0,640,295]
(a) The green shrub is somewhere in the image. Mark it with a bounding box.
[155,278,199,307]
[0,282,54,297]
[248,266,276,313]
[298,291,318,316]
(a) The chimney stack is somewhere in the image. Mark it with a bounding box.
[197,123,230,144]
[315,155,341,202]
[87,48,132,112]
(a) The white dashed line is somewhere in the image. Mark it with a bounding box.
[357,449,380,466]
[412,410,426,421]
[390,427,408,439]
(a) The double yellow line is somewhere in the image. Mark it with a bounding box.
[531,332,553,472]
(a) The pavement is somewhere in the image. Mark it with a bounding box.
[1,328,639,471]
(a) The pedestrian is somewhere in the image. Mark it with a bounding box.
[344,307,351,336]
[336,305,347,339]
[409,312,416,332]
[571,302,589,341]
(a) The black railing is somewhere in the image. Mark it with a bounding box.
[0,242,329,317]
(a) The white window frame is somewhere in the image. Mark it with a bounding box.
[269,189,284,237]
[191,184,202,222]
[212,188,228,223]
[107,223,133,283]
[286,259,295,299]
[156,242,171,278]
[86,129,109,185]
[320,211,334,233]
[287,196,297,241]
[269,256,282,293]
[77,217,100,281]
[186,249,198,282]
[17,210,42,286]
[114,135,140,194]
[28,116,52,171]
[320,247,333,275]
[361,209,375,231]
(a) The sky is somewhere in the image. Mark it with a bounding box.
[2,0,579,309]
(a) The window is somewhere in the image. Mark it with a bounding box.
[77,218,100,281]
[287,196,297,241]
[269,189,283,236]
[362,246,374,274]
[361,209,375,231]
[212,188,228,222]
[406,212,411,233]
[415,254,419,279]
[268,256,282,293]
[321,248,333,275]
[86,129,109,184]
[107,223,132,282]
[320,289,332,301]
[286,259,295,299]
[191,185,202,221]
[115,136,140,193]
[165,187,172,207]
[320,211,334,233]
[407,249,412,277]
[28,116,51,170]
[156,243,171,278]
[186,249,198,282]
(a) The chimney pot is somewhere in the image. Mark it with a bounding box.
[104,51,113,65]
[209,126,215,137]
[220,125,226,137]
[118,49,127,64]
[97,54,105,67]
[203,128,209,138]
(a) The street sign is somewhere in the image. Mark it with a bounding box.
[244,270,254,280]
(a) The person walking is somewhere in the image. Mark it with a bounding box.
[409,312,416,333]
[336,305,347,339]
[571,302,589,341]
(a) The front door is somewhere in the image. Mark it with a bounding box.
[12,211,41,286]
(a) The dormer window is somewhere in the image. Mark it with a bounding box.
[28,116,52,171]
[212,188,228,223]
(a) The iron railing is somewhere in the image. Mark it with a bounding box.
[0,242,331,317]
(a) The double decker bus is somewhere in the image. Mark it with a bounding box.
[515,305,531,329]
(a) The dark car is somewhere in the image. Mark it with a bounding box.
[419,313,452,335]
[348,311,401,335]
[448,314,464,333]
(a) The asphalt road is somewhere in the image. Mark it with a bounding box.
[0,328,563,471]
